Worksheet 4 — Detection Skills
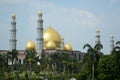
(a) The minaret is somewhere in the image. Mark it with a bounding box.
[10,13,17,51]
[61,38,64,50]
[36,11,43,57]
[95,28,100,44]
[110,34,114,52]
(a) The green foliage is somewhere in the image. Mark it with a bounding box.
[78,43,103,80]
[97,41,120,80]
[7,49,18,65]
[97,55,119,80]
[2,41,120,79]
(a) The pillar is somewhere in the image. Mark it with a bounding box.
[61,38,64,50]
[110,34,114,52]
[95,28,100,44]
[36,11,43,58]
[10,13,17,51]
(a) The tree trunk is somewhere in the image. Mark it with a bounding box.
[92,62,94,80]
[54,63,57,74]
[29,62,32,73]
[63,64,66,74]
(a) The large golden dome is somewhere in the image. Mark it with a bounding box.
[45,40,56,50]
[25,40,35,50]
[43,26,61,49]
[64,43,73,51]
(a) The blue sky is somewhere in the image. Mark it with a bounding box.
[0,0,120,54]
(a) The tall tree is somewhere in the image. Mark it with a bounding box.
[50,53,60,73]
[7,49,18,65]
[25,50,37,72]
[97,55,119,80]
[60,53,69,74]
[79,43,103,80]
[0,53,7,71]
[111,41,120,78]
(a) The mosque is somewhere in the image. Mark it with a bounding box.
[0,11,85,64]
[0,11,115,64]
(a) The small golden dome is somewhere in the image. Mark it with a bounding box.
[96,28,100,33]
[45,40,56,50]
[25,40,35,50]
[11,13,16,19]
[43,26,61,48]
[38,11,42,16]
[64,43,73,51]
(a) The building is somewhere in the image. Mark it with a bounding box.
[0,11,85,64]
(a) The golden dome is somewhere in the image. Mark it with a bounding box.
[43,26,61,49]
[45,40,56,50]
[64,43,73,51]
[25,40,35,50]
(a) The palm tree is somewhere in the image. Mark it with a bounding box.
[83,43,103,80]
[0,53,7,71]
[25,50,37,72]
[7,49,18,71]
[59,53,70,74]
[40,57,50,77]
[50,53,60,74]
[112,41,120,75]
[0,53,8,80]
[7,49,18,65]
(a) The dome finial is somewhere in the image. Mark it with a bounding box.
[11,13,16,19]
[96,28,100,33]
[38,11,42,16]
[62,37,64,40]
[111,34,114,38]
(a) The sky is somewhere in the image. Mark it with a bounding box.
[0,0,120,54]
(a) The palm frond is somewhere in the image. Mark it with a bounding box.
[83,44,92,49]
[94,43,103,51]
[116,41,120,45]
[114,46,120,51]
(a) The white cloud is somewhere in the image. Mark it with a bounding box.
[60,8,100,27]
[73,8,99,26]
[24,0,100,27]
[70,8,94,18]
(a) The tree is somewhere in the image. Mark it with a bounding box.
[59,53,69,74]
[111,41,120,78]
[0,53,7,71]
[97,55,119,80]
[40,57,49,73]
[112,41,120,65]
[78,43,103,80]
[24,50,37,72]
[7,49,18,71]
[50,53,60,74]
[7,49,18,65]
